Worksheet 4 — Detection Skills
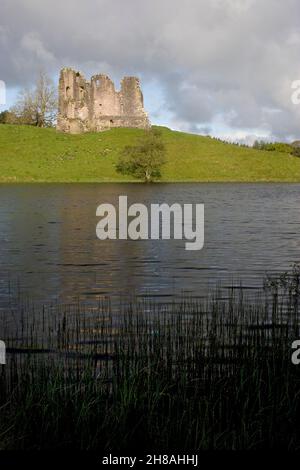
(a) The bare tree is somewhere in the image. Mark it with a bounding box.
[11,71,57,127]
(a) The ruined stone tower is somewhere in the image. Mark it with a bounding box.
[56,68,150,134]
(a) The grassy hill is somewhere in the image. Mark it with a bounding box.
[0,124,300,182]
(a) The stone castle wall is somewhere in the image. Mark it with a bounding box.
[57,68,150,134]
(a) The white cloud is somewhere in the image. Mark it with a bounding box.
[20,32,55,62]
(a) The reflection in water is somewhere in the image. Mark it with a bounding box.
[0,183,300,306]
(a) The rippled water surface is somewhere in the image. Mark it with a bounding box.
[0,183,300,305]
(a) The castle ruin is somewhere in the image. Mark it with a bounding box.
[57,68,150,134]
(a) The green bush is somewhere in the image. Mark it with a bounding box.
[291,146,300,158]
[116,128,166,182]
[253,140,293,153]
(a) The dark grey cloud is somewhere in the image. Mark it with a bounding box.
[1,0,300,140]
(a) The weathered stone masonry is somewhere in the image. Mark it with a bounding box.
[57,68,150,133]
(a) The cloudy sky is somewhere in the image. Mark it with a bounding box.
[1,0,300,143]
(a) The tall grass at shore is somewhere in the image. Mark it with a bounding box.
[1,268,300,450]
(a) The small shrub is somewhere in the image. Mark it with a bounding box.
[253,140,293,153]
[116,128,166,182]
[291,147,300,158]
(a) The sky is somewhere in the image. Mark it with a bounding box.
[1,0,300,144]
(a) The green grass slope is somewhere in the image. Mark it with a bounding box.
[0,124,300,182]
